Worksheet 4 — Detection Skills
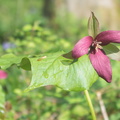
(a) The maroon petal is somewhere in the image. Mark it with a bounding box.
[89,49,112,82]
[95,30,120,45]
[72,36,93,58]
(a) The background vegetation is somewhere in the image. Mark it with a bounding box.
[0,0,120,120]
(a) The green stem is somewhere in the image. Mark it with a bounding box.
[84,90,96,120]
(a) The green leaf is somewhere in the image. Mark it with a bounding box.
[88,12,99,38]
[0,85,5,119]
[0,52,98,92]
[103,44,120,61]
[25,54,98,92]
[20,57,31,71]
[0,54,31,70]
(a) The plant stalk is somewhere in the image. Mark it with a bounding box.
[84,90,96,120]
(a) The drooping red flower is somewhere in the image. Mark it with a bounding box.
[72,30,120,82]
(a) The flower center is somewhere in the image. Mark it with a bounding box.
[91,40,102,52]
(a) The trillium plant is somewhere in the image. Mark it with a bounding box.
[0,12,120,119]
[71,12,120,119]
[72,23,120,83]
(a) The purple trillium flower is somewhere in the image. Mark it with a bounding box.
[72,30,120,83]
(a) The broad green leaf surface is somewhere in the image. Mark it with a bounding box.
[0,85,5,119]
[103,44,120,61]
[88,12,99,38]
[25,54,98,92]
[0,52,98,92]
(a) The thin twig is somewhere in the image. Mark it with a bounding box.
[96,91,109,120]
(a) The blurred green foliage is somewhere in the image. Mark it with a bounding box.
[7,22,71,55]
[0,0,43,36]
[0,85,5,119]
[0,0,120,120]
